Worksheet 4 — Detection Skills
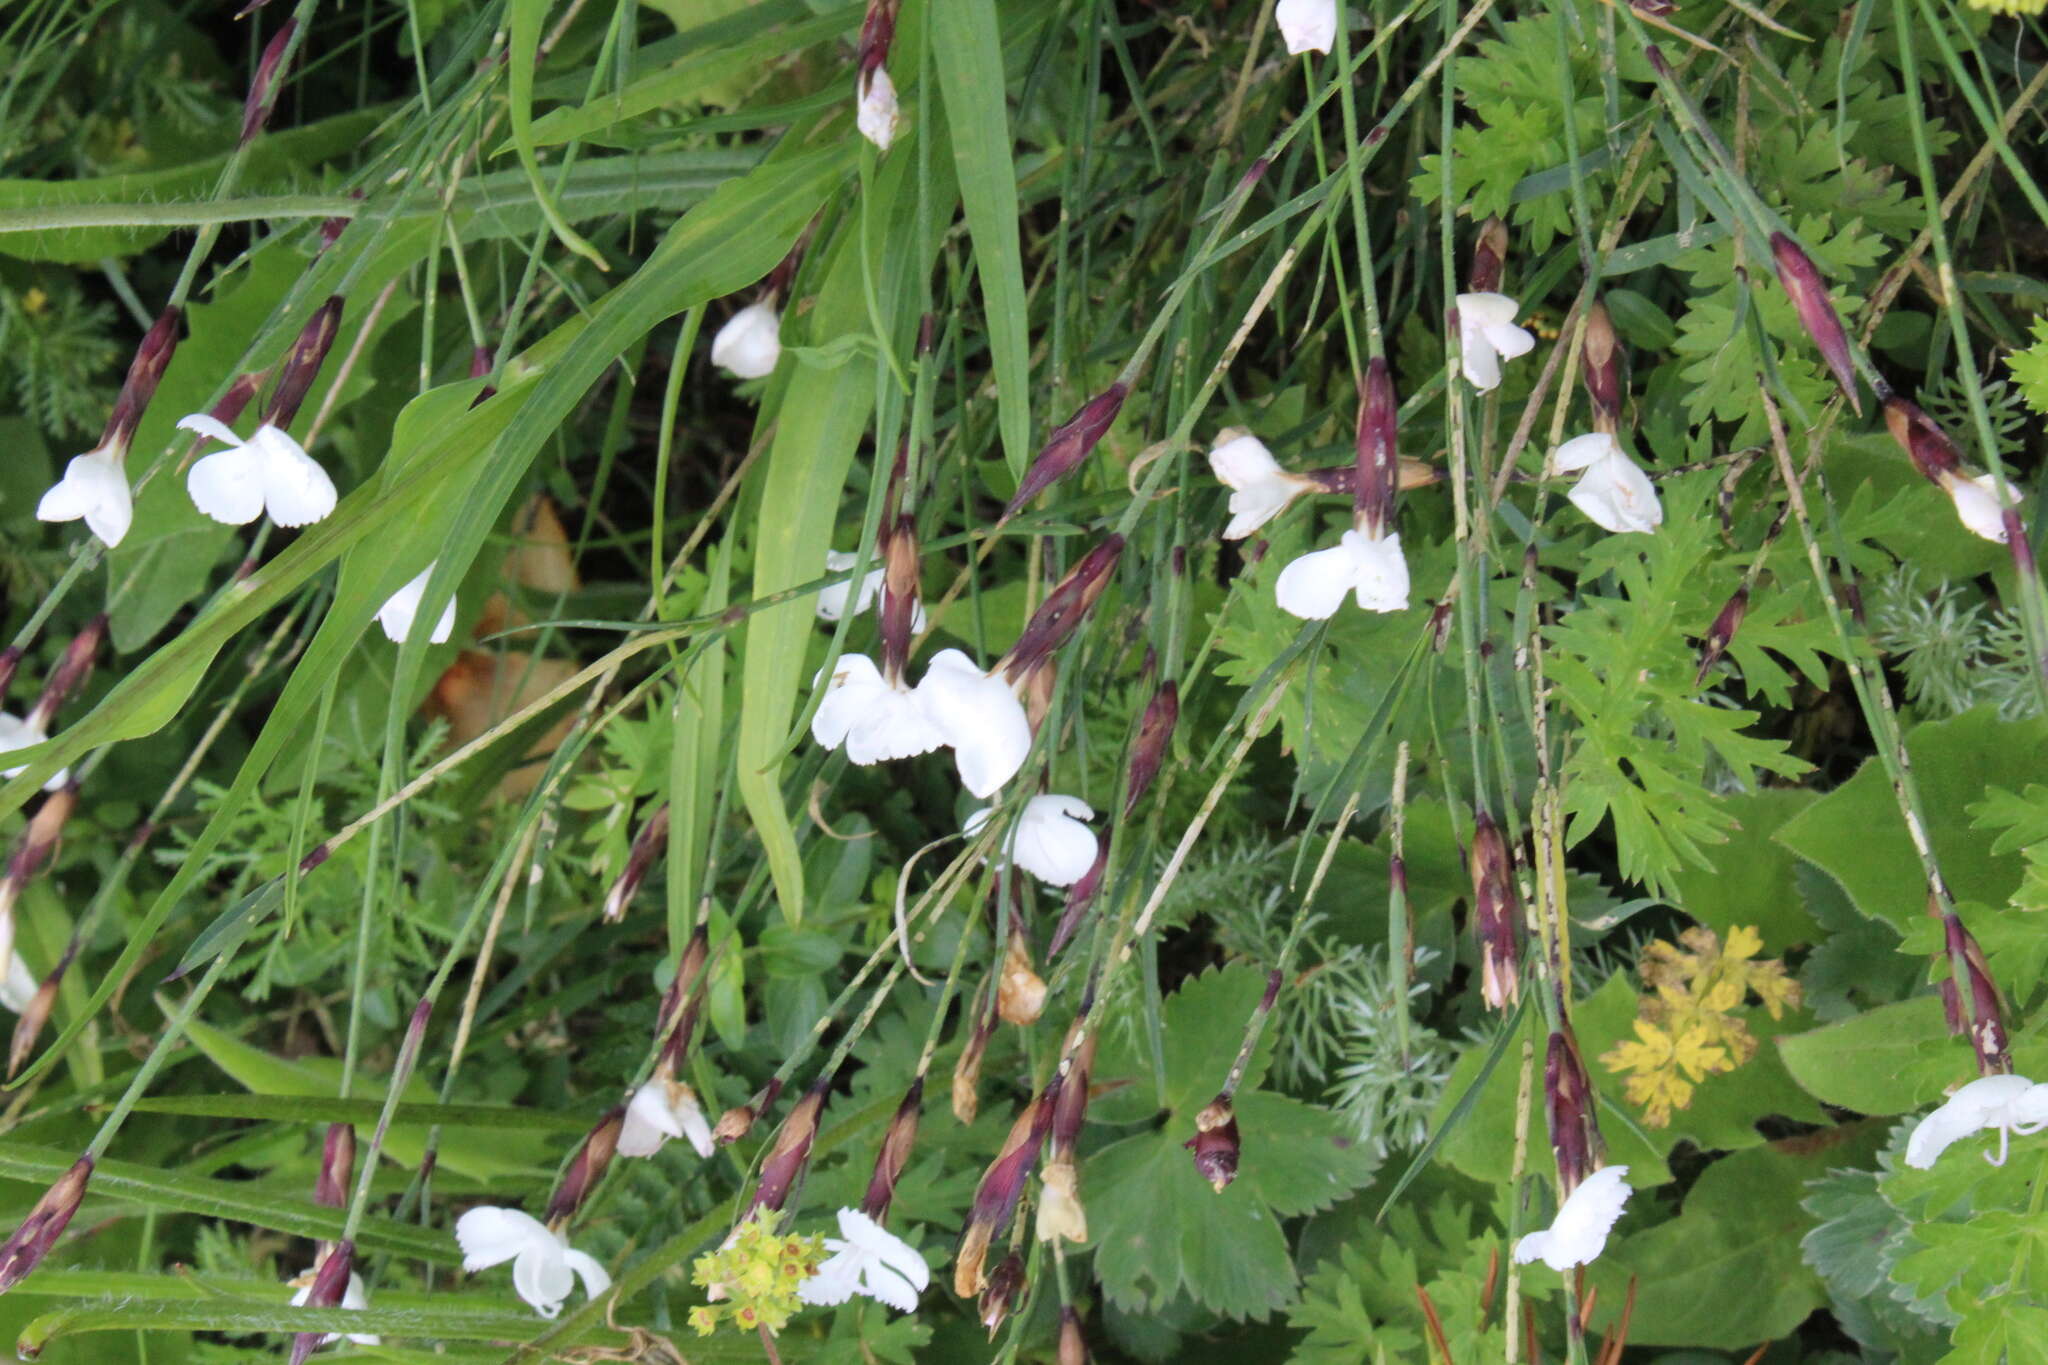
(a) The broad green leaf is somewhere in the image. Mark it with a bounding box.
[1776,995,2048,1115]
[1666,788,1824,950]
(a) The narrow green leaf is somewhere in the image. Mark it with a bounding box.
[505,0,607,270]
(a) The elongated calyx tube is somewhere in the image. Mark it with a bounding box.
[1942,910,2010,1075]
[28,615,106,736]
[240,20,297,145]
[1881,395,1963,484]
[264,296,344,431]
[1355,358,1400,538]
[1184,1095,1240,1192]
[1581,300,1622,432]
[1003,385,1130,518]
[315,1123,356,1210]
[1048,843,1108,961]
[545,1106,624,1224]
[602,803,669,923]
[656,925,711,1068]
[1769,233,1860,414]
[1036,1026,1095,1245]
[860,1076,924,1223]
[1694,588,1748,687]
[288,1240,354,1365]
[954,1081,1059,1296]
[952,996,999,1123]
[744,1079,829,1217]
[1000,535,1124,682]
[878,513,922,682]
[1468,216,1510,294]
[1060,1306,1090,1365]
[1544,1028,1604,1195]
[0,1156,92,1293]
[1468,810,1523,1011]
[1123,680,1179,819]
[99,307,182,459]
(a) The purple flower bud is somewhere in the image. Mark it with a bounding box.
[856,0,900,76]
[1048,843,1108,961]
[315,1124,356,1211]
[951,999,998,1124]
[602,804,669,923]
[1770,233,1861,414]
[7,950,65,1080]
[1355,358,1400,537]
[1943,912,2010,1075]
[263,296,343,431]
[1544,1029,1603,1195]
[1468,811,1522,1011]
[545,1108,624,1224]
[879,514,923,681]
[1581,300,1622,430]
[0,1156,91,1293]
[28,615,106,736]
[240,21,298,147]
[1882,396,1962,484]
[744,1079,829,1217]
[1124,680,1179,818]
[954,1082,1059,1296]
[1000,536,1124,681]
[1003,385,1129,519]
[288,1241,354,1365]
[100,308,182,458]
[1468,217,1510,295]
[860,1077,924,1223]
[656,925,711,1068]
[1694,588,1748,688]
[1428,597,1454,652]
[1183,1095,1240,1192]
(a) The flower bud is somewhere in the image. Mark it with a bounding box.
[954,1082,1059,1295]
[656,925,711,1069]
[1184,1095,1240,1192]
[545,1107,623,1224]
[1468,217,1509,294]
[1048,844,1107,961]
[288,1240,354,1365]
[7,956,63,1080]
[1429,597,1455,652]
[7,785,79,890]
[997,928,1046,1027]
[1060,1306,1090,1365]
[315,1123,356,1210]
[1000,536,1124,682]
[0,1156,92,1293]
[1581,300,1622,431]
[28,615,106,736]
[1003,385,1130,519]
[878,514,923,681]
[100,308,182,458]
[860,1076,924,1222]
[240,21,297,146]
[712,1077,783,1146]
[263,296,343,431]
[1355,358,1400,538]
[1944,912,2010,1075]
[1544,1028,1603,1195]
[602,803,669,923]
[1468,810,1523,1011]
[1124,680,1179,819]
[1693,588,1748,688]
[1881,396,1961,484]
[952,1000,998,1124]
[978,1252,1026,1336]
[744,1078,828,1216]
[1769,233,1860,414]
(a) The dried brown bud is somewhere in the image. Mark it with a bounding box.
[1770,233,1860,414]
[545,1107,623,1224]
[288,1240,354,1365]
[1001,536,1124,681]
[1544,1029,1604,1195]
[315,1124,356,1210]
[1035,1157,1088,1244]
[1003,385,1130,518]
[861,1077,924,1222]
[744,1079,828,1217]
[1581,300,1622,431]
[603,803,669,923]
[1429,596,1455,652]
[6,786,79,890]
[713,1077,783,1146]
[1468,811,1523,1011]
[0,1156,91,1293]
[978,1252,1026,1336]
[1355,357,1400,537]
[240,21,297,145]
[1694,588,1748,688]
[1469,217,1510,294]
[1882,396,1963,484]
[954,1083,1059,1295]
[952,1000,998,1124]
[997,929,1046,1027]
[1184,1095,1241,1192]
[263,296,343,431]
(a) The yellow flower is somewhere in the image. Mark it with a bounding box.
[1968,0,2046,14]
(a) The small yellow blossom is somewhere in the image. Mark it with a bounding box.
[687,1210,825,1338]
[1967,0,2045,15]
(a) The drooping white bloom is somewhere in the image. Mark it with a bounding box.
[1943,472,2016,544]
[1553,433,1663,535]
[37,450,134,547]
[812,653,946,765]
[0,713,68,792]
[618,1076,716,1159]
[711,303,782,380]
[376,563,457,645]
[965,794,1098,887]
[289,1268,381,1347]
[0,952,35,1015]
[913,649,1033,798]
[1512,1165,1632,1272]
[1275,0,1339,54]
[1904,1074,2048,1169]
[857,68,901,151]
[1274,528,1410,619]
[817,550,926,632]
[177,415,337,528]
[796,1207,930,1314]
[455,1206,612,1319]
[1455,293,1537,393]
[1209,431,1314,540]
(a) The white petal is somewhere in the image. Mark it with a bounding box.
[1512,1165,1631,1271]
[1010,794,1099,887]
[1947,474,2014,544]
[186,446,268,525]
[711,303,782,380]
[175,413,246,449]
[455,1206,555,1273]
[857,1256,922,1313]
[1342,529,1410,613]
[377,568,432,643]
[816,551,864,622]
[1551,433,1619,474]
[1568,454,1663,535]
[513,1243,575,1318]
[1274,541,1361,620]
[1455,293,1530,393]
[1483,319,1537,361]
[38,452,133,548]
[1208,432,1283,490]
[915,650,1032,798]
[796,1252,863,1307]
[857,68,900,151]
[843,685,944,765]
[676,1089,716,1157]
[1907,1075,2035,1168]
[1275,0,1338,53]
[812,654,888,750]
[618,1081,683,1157]
[561,1247,613,1303]
[0,951,36,1014]
[251,426,337,527]
[838,1208,931,1295]
[0,714,65,792]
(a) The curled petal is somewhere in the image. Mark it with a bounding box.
[1906,1075,2034,1169]
[377,565,457,644]
[1343,529,1409,613]
[1566,449,1663,535]
[1274,541,1360,620]
[455,1206,553,1273]
[1455,293,1533,393]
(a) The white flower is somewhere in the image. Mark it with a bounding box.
[1274,528,1410,619]
[0,951,35,1015]
[1553,433,1663,535]
[618,1076,715,1159]
[1275,0,1339,53]
[711,303,781,380]
[455,1206,612,1319]
[1943,472,2016,544]
[0,713,67,792]
[796,1207,930,1314]
[36,450,133,548]
[817,551,927,633]
[176,415,337,528]
[964,794,1098,887]
[1209,431,1314,540]
[289,1268,381,1348]
[1512,1165,1632,1272]
[376,563,457,644]
[1904,1074,2048,1169]
[812,653,946,765]
[913,649,1033,798]
[1455,293,1536,393]
[857,68,900,151]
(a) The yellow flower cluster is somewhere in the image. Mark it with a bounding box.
[1599,925,1800,1127]
[687,1211,825,1338]
[1968,0,2045,16]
